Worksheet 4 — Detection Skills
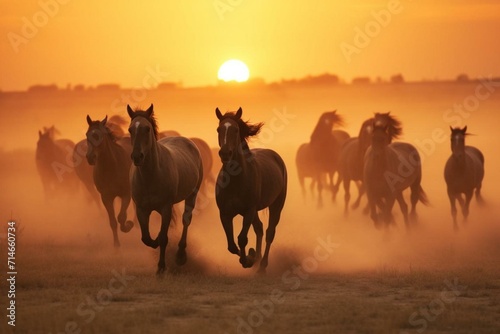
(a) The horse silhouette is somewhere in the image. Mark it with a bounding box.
[215,107,287,273]
[85,115,134,247]
[128,104,203,274]
[444,126,485,230]
[364,113,428,228]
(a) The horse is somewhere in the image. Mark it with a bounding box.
[295,142,319,198]
[296,129,349,201]
[189,137,216,194]
[215,107,287,273]
[444,126,485,230]
[74,115,131,208]
[128,104,203,274]
[36,126,79,199]
[309,111,349,207]
[85,115,134,247]
[73,139,102,207]
[335,117,374,216]
[363,113,428,228]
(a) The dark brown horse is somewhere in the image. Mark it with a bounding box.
[363,113,428,228]
[36,126,79,199]
[215,107,287,273]
[444,126,485,230]
[309,111,348,207]
[335,117,374,216]
[85,115,134,247]
[128,104,203,274]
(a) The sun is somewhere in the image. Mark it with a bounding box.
[217,59,249,83]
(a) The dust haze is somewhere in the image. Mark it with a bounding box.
[1,82,500,278]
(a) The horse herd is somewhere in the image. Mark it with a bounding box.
[35,106,485,273]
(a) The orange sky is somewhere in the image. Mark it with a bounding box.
[1,0,500,91]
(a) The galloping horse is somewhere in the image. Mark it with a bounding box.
[444,126,485,230]
[36,126,79,199]
[215,107,287,273]
[85,115,134,247]
[309,111,349,207]
[128,104,203,274]
[75,115,130,208]
[335,117,374,216]
[363,113,428,228]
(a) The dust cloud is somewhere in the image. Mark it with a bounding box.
[1,82,499,277]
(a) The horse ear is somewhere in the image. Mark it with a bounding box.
[463,126,467,133]
[127,105,134,118]
[38,130,42,137]
[235,107,242,119]
[146,104,154,117]
[86,115,92,126]
[450,126,453,132]
[102,115,108,125]
[215,108,223,120]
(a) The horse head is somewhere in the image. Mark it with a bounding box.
[215,107,263,164]
[127,104,157,166]
[450,126,467,160]
[85,115,109,165]
[216,107,243,163]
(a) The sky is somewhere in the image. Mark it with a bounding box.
[1,0,500,91]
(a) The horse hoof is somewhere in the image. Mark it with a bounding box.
[176,251,187,266]
[156,267,165,276]
[121,220,134,233]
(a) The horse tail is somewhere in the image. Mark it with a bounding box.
[418,185,430,206]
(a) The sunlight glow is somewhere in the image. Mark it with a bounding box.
[217,59,250,82]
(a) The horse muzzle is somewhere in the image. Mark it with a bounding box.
[219,148,233,164]
[131,152,145,166]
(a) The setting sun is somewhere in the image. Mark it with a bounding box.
[217,59,250,83]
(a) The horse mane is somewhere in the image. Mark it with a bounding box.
[221,111,264,142]
[88,119,119,142]
[129,107,160,139]
[373,112,403,141]
[311,111,344,142]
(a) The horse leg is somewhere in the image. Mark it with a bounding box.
[251,214,264,262]
[136,206,157,248]
[332,171,342,202]
[329,171,337,202]
[310,178,316,200]
[352,181,364,210]
[396,192,409,227]
[463,190,473,223]
[475,183,485,206]
[368,195,380,228]
[447,189,458,230]
[259,196,285,274]
[343,177,351,217]
[220,213,238,255]
[316,173,323,208]
[176,190,198,266]
[102,195,120,248]
[384,197,396,227]
[157,205,173,274]
[117,194,134,233]
[237,210,257,268]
